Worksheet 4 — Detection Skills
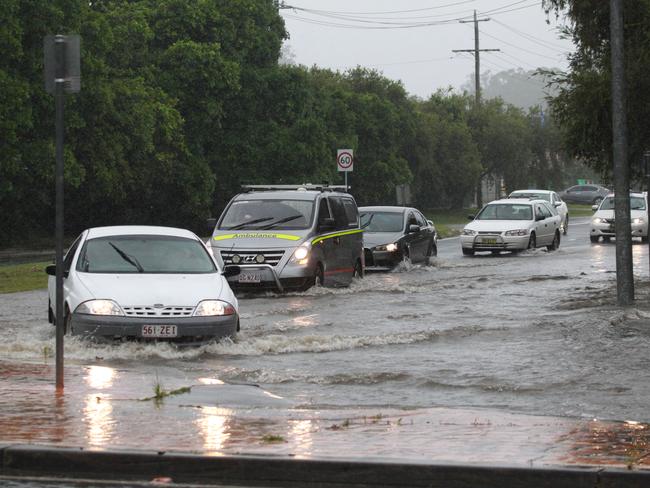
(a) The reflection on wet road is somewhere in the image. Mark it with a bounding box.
[2,217,650,466]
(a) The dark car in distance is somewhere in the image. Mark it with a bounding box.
[558,184,610,205]
[360,206,437,270]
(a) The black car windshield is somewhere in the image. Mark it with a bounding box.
[476,204,533,221]
[219,199,314,230]
[360,212,403,232]
[600,196,646,210]
[510,192,550,202]
[76,236,216,274]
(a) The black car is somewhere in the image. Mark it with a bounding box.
[558,184,610,205]
[359,206,437,270]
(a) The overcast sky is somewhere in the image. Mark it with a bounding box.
[279,0,574,99]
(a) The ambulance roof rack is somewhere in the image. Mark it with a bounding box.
[242,184,349,193]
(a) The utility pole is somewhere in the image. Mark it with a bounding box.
[452,10,500,105]
[610,0,634,305]
[453,10,499,207]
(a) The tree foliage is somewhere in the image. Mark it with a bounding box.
[1,0,578,245]
[543,0,650,179]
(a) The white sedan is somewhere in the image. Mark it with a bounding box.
[47,226,241,344]
[508,189,569,235]
[461,199,562,255]
[590,192,649,243]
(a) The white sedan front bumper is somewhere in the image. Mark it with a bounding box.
[460,233,530,252]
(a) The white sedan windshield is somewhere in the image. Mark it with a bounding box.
[76,236,216,274]
[476,204,533,221]
[600,196,646,211]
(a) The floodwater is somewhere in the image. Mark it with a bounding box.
[2,217,650,467]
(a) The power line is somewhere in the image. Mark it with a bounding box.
[279,0,477,16]
[492,19,571,53]
[281,0,544,29]
[478,27,562,60]
[452,10,500,104]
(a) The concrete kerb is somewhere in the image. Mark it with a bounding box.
[2,444,649,488]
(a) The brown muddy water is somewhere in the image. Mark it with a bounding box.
[2,219,650,467]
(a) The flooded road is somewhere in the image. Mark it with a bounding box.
[2,217,650,465]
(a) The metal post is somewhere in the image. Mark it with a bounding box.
[344,171,348,192]
[54,35,65,389]
[643,151,650,279]
[473,10,480,105]
[610,0,634,305]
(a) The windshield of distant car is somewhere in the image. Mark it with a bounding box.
[510,192,550,202]
[476,204,533,221]
[219,199,314,230]
[600,196,646,211]
[76,236,216,274]
[360,212,404,232]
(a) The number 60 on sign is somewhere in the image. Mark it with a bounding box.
[337,149,353,172]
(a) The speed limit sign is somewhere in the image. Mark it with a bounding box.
[337,149,353,172]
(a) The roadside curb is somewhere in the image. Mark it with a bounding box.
[1,444,649,487]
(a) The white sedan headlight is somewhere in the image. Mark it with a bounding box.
[462,229,477,236]
[504,229,529,236]
[76,299,124,316]
[633,218,645,225]
[592,218,603,224]
[194,300,236,316]
[376,243,398,252]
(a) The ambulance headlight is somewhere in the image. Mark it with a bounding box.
[292,244,311,264]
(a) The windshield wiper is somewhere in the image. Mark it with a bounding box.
[260,215,303,229]
[227,217,273,230]
[360,214,375,229]
[109,242,144,272]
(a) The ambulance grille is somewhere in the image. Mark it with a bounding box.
[220,250,285,266]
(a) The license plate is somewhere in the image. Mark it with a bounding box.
[482,238,497,244]
[238,273,261,283]
[142,325,177,338]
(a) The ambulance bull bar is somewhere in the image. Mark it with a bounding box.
[226,263,284,293]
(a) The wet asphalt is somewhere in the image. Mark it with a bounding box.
[2,217,650,467]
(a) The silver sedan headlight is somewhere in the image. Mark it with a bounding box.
[194,300,236,316]
[592,218,604,224]
[633,218,645,225]
[462,229,477,236]
[76,299,124,316]
[504,229,529,236]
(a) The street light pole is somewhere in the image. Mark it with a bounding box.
[643,150,650,279]
[610,0,634,305]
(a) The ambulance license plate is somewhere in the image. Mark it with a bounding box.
[238,273,261,283]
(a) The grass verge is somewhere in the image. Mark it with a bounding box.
[568,204,596,217]
[0,262,49,294]
[424,208,477,238]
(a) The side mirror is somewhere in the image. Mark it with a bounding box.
[427,220,434,227]
[467,215,475,220]
[592,204,599,211]
[408,224,420,233]
[319,217,336,232]
[45,264,68,278]
[222,265,241,278]
[554,202,561,207]
[536,214,545,221]
[206,218,217,233]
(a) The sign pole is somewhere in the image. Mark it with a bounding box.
[54,35,65,390]
[336,149,353,192]
[645,150,650,281]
